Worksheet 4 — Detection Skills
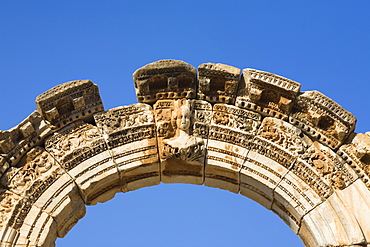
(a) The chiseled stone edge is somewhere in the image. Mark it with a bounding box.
[0,60,368,247]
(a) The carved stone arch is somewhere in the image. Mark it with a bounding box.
[1,59,370,247]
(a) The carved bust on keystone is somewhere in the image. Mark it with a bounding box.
[154,98,211,184]
[162,99,204,161]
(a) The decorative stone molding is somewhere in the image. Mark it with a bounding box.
[1,59,369,247]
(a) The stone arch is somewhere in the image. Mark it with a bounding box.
[1,59,370,247]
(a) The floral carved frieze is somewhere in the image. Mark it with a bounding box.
[1,59,369,247]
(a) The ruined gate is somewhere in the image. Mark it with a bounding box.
[1,59,370,247]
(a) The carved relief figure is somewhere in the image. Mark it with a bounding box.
[162,99,204,161]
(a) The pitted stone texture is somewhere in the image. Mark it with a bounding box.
[236,68,301,120]
[36,80,104,130]
[0,111,52,166]
[301,142,357,190]
[300,192,366,247]
[0,59,366,247]
[197,63,240,104]
[290,90,356,149]
[240,118,309,209]
[338,132,370,190]
[134,60,197,104]
[0,147,85,241]
[154,99,212,184]
[206,104,261,193]
[94,103,160,192]
[45,121,120,205]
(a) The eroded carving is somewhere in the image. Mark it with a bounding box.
[94,103,159,192]
[290,90,356,149]
[154,99,211,184]
[0,111,52,166]
[133,60,196,103]
[236,68,301,119]
[302,142,356,190]
[45,120,119,204]
[197,63,240,104]
[206,104,261,193]
[36,80,104,129]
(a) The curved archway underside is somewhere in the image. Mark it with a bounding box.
[1,60,370,247]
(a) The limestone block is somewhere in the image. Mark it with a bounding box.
[32,172,85,238]
[241,118,306,207]
[206,104,261,193]
[289,90,356,149]
[335,179,370,243]
[300,193,366,247]
[197,63,240,104]
[271,160,325,234]
[15,206,57,247]
[133,60,197,103]
[0,111,52,166]
[0,225,18,246]
[236,68,301,120]
[36,80,104,129]
[45,121,120,205]
[301,141,357,191]
[94,103,160,192]
[338,132,370,190]
[154,99,212,184]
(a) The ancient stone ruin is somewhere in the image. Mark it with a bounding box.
[1,59,370,247]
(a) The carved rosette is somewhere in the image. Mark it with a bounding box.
[154,99,211,184]
[206,104,261,193]
[94,103,160,192]
[45,120,118,205]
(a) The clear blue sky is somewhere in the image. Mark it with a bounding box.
[1,1,370,246]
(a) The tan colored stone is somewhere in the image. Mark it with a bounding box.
[0,111,53,166]
[236,68,301,120]
[1,60,368,247]
[289,90,356,149]
[154,99,212,184]
[206,104,261,193]
[133,60,196,103]
[94,103,160,192]
[197,63,240,104]
[45,121,120,205]
[36,80,104,129]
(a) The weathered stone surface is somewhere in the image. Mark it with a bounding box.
[300,192,366,247]
[301,141,357,190]
[154,99,211,184]
[133,60,196,103]
[36,80,104,129]
[94,103,160,192]
[338,132,370,190]
[236,68,301,120]
[206,104,260,193]
[197,63,240,104]
[0,59,366,247]
[0,111,52,166]
[290,90,356,149]
[45,121,119,205]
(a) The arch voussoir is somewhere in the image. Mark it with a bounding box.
[2,59,370,247]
